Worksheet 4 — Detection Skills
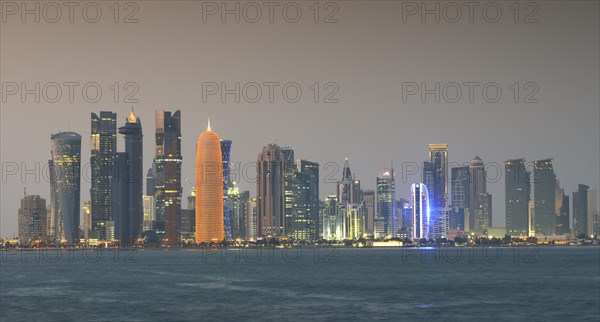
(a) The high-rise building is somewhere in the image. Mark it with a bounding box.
[18,195,47,243]
[90,111,116,240]
[376,168,396,238]
[289,160,320,240]
[229,182,249,239]
[146,166,156,196]
[221,139,232,240]
[322,195,339,240]
[154,109,182,246]
[427,144,449,238]
[246,197,257,240]
[362,190,375,235]
[49,131,81,245]
[411,183,430,240]
[195,120,224,243]
[573,185,598,237]
[450,166,470,231]
[505,158,530,237]
[118,109,144,244]
[337,159,361,204]
[588,189,598,237]
[142,195,155,232]
[469,156,487,229]
[281,147,296,237]
[345,203,365,239]
[82,201,91,243]
[113,152,129,244]
[256,143,285,237]
[533,159,556,236]
[555,186,569,235]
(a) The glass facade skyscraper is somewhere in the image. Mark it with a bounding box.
[90,111,116,240]
[49,131,81,245]
[505,158,530,237]
[533,159,557,236]
[289,160,320,240]
[154,109,182,246]
[117,110,144,245]
[376,168,396,238]
[220,139,232,240]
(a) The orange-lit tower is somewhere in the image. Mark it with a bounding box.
[195,119,224,243]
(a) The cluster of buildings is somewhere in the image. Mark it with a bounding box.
[14,110,600,246]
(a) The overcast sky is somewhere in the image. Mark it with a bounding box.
[1,1,598,237]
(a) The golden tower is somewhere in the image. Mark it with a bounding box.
[195,119,224,243]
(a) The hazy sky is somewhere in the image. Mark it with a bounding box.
[1,1,599,237]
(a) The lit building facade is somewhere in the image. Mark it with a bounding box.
[288,160,320,240]
[195,120,224,243]
[411,183,430,240]
[376,168,396,238]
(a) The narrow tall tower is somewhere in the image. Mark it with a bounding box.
[195,119,224,243]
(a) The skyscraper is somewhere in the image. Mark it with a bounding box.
[256,143,285,237]
[450,166,470,231]
[18,194,47,243]
[113,152,129,243]
[573,184,598,237]
[337,159,361,204]
[118,109,144,244]
[322,195,338,240]
[220,139,232,240]
[426,144,449,238]
[142,195,155,232]
[376,168,396,238]
[246,197,257,240]
[411,183,430,240]
[90,111,116,240]
[195,120,224,243]
[49,131,81,245]
[282,147,296,237]
[229,184,249,239]
[533,159,557,236]
[469,156,487,230]
[154,109,182,246]
[555,186,569,235]
[289,160,320,240]
[505,158,530,237]
[362,190,376,235]
[82,201,91,244]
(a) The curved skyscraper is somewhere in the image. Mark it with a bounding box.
[411,183,430,240]
[49,131,81,245]
[195,120,224,243]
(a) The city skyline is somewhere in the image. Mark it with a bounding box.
[1,109,599,239]
[6,107,600,242]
